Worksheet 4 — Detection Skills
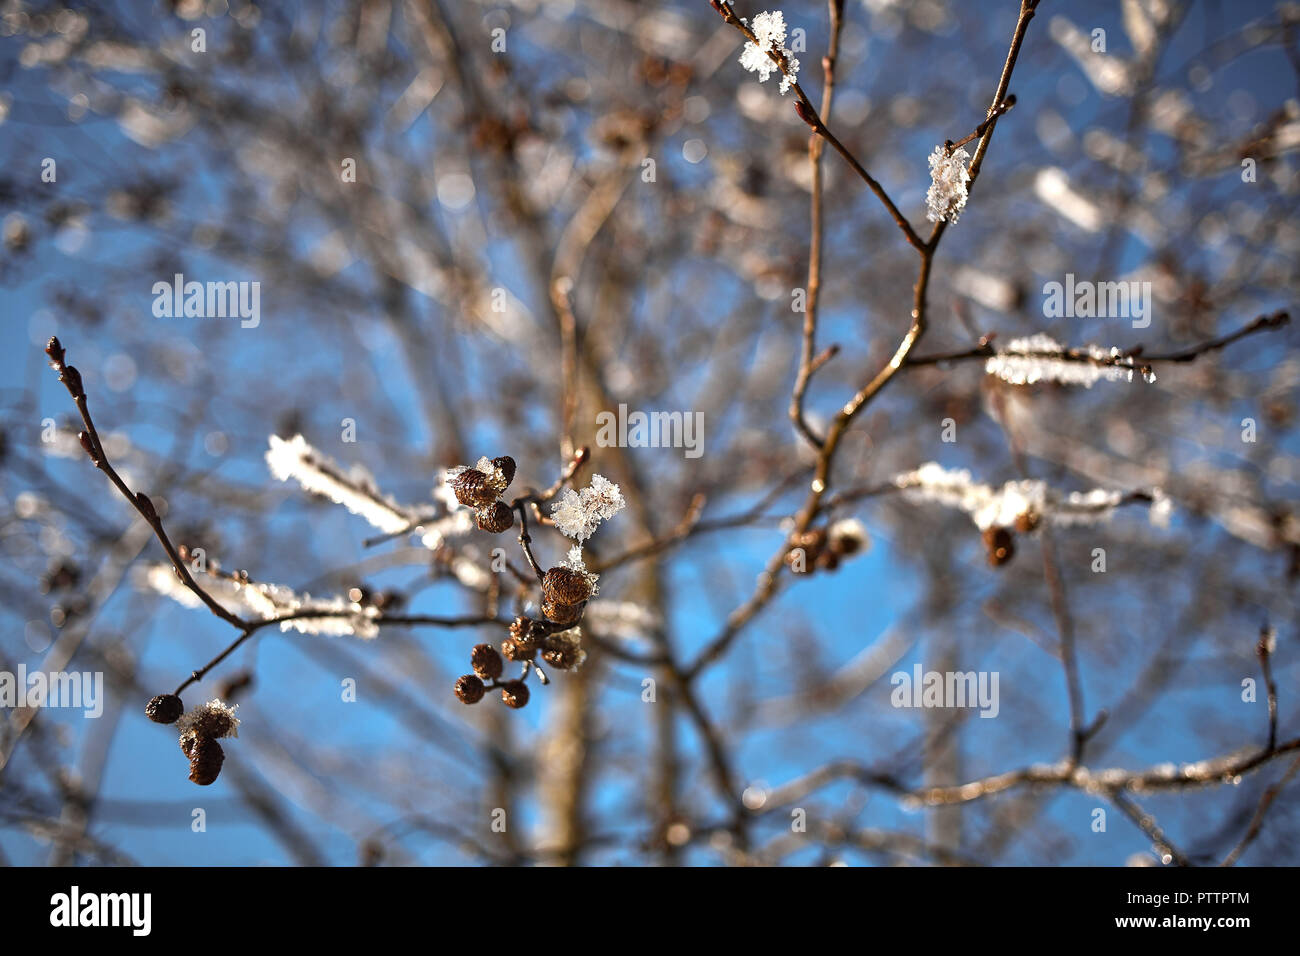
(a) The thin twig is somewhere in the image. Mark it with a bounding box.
[45,338,249,633]
[710,0,924,251]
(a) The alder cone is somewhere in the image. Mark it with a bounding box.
[542,643,579,670]
[509,616,543,647]
[451,469,497,508]
[541,599,584,627]
[500,680,530,709]
[790,529,826,552]
[145,693,184,724]
[475,500,514,533]
[1013,511,1040,534]
[190,706,236,740]
[491,456,516,488]
[187,736,225,786]
[502,637,535,662]
[541,566,593,605]
[455,674,485,704]
[471,643,504,680]
[505,617,543,660]
[983,527,1015,567]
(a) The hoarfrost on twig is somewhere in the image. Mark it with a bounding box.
[926,145,971,223]
[139,563,381,638]
[266,434,414,534]
[984,334,1151,387]
[893,462,1170,530]
[738,10,800,95]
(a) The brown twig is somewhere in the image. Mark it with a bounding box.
[1220,753,1300,866]
[759,736,1300,810]
[904,310,1291,371]
[687,0,1042,680]
[710,0,924,251]
[45,337,249,633]
[1257,625,1278,754]
[514,502,546,584]
[1110,790,1190,866]
[789,0,846,449]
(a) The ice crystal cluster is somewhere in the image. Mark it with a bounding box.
[738,10,800,94]
[893,462,1170,530]
[176,699,240,739]
[551,474,626,543]
[826,517,868,553]
[925,145,971,223]
[985,334,1149,387]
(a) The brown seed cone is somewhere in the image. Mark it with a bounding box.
[1013,510,1040,534]
[455,674,485,705]
[471,643,504,681]
[505,617,543,660]
[145,693,184,724]
[982,527,1015,567]
[541,599,584,627]
[189,705,237,740]
[502,637,535,662]
[500,680,530,709]
[791,529,827,551]
[785,546,816,572]
[509,616,543,647]
[541,566,594,605]
[492,456,516,489]
[541,643,579,670]
[814,550,840,572]
[179,730,199,758]
[187,736,225,786]
[450,469,497,508]
[475,500,514,534]
[829,528,865,557]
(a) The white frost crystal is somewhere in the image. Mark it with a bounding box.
[551,474,626,542]
[177,699,240,739]
[893,462,1162,530]
[266,434,413,534]
[827,517,869,554]
[139,563,381,638]
[985,334,1144,388]
[738,11,800,94]
[926,145,971,223]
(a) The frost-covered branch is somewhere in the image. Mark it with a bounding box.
[266,434,419,535]
[903,310,1290,375]
[139,560,384,638]
[893,461,1170,532]
[984,334,1157,387]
